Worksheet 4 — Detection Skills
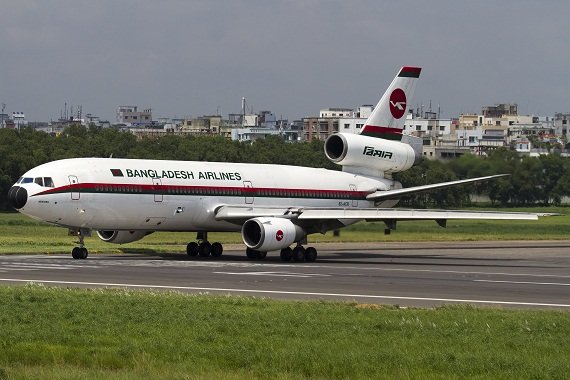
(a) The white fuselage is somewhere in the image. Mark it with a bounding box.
[17,158,396,232]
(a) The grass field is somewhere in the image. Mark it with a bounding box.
[1,210,570,378]
[0,207,569,255]
[0,285,568,379]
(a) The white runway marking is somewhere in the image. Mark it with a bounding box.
[475,279,570,286]
[0,278,569,308]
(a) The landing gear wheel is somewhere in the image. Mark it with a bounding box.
[186,242,199,256]
[210,242,223,258]
[292,246,306,262]
[246,247,257,259]
[280,247,293,261]
[72,247,88,260]
[257,251,267,260]
[304,247,317,262]
[198,242,211,257]
[246,247,262,260]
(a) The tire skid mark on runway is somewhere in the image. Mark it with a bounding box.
[0,278,568,308]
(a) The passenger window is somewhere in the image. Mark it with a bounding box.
[34,177,44,186]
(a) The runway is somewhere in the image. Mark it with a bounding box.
[0,241,569,309]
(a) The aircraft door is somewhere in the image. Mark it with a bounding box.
[68,175,80,200]
[349,184,358,207]
[243,181,254,204]
[153,178,163,202]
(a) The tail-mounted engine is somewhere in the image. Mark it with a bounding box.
[97,230,153,244]
[242,217,306,252]
[324,133,419,176]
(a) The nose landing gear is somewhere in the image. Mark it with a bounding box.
[70,228,90,259]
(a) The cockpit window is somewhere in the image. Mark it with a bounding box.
[32,177,55,187]
[20,177,33,184]
[44,177,54,187]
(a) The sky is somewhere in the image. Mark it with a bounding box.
[1,0,569,123]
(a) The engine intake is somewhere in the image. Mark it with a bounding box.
[97,230,153,244]
[242,217,305,252]
[325,133,417,174]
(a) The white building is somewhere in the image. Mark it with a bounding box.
[116,106,152,126]
[12,112,27,129]
[403,111,453,137]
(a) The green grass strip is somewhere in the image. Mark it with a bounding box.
[0,285,569,379]
[1,208,570,255]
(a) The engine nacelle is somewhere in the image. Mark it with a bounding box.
[324,133,417,174]
[242,217,306,252]
[97,230,153,244]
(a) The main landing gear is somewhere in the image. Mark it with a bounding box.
[279,245,318,263]
[186,232,224,258]
[70,228,89,260]
[247,245,317,262]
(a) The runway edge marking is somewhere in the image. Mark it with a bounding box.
[0,278,569,308]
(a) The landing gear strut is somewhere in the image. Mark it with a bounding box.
[186,232,224,258]
[70,228,89,260]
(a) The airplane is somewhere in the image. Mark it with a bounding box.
[7,66,537,262]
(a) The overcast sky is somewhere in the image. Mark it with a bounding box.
[1,0,568,122]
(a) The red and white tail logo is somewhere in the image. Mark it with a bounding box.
[360,66,421,140]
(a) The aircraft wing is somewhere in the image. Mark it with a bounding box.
[215,205,538,223]
[366,174,508,201]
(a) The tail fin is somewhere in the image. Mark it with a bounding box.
[360,66,421,140]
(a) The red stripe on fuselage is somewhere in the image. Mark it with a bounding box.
[30,182,371,199]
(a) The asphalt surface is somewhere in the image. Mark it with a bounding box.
[0,241,569,309]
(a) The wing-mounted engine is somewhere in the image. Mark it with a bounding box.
[324,133,419,177]
[242,217,306,251]
[97,230,153,244]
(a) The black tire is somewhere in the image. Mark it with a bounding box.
[292,246,305,262]
[246,247,259,260]
[79,247,88,260]
[280,247,293,261]
[198,242,211,257]
[211,242,223,258]
[72,247,80,260]
[186,242,199,256]
[304,247,317,262]
[257,251,267,260]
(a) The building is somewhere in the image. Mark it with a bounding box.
[319,108,354,118]
[554,113,570,137]
[116,106,152,126]
[303,105,375,141]
[0,113,8,128]
[403,110,453,138]
[11,112,27,129]
[302,117,339,141]
[481,103,518,118]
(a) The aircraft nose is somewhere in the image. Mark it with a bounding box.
[8,186,28,209]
